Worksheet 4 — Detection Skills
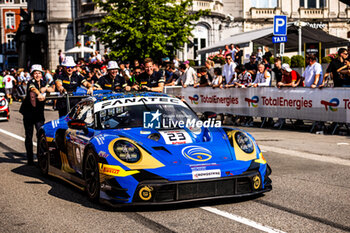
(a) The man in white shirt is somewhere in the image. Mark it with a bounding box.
[182,61,196,87]
[4,71,16,104]
[230,44,237,61]
[302,54,323,88]
[222,54,237,85]
[249,63,271,87]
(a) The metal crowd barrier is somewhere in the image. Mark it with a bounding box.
[164,86,350,133]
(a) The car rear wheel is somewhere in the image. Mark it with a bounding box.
[37,133,49,175]
[84,149,100,202]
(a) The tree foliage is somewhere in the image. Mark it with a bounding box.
[86,0,209,62]
[291,55,305,68]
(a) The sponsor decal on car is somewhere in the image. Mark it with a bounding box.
[192,169,221,180]
[94,96,184,112]
[140,130,151,135]
[98,164,139,177]
[159,130,193,145]
[182,146,212,162]
[98,151,108,158]
[51,120,59,128]
[190,163,219,171]
[253,175,261,189]
[139,186,154,201]
[95,135,105,145]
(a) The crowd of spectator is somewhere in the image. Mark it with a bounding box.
[1,46,350,108]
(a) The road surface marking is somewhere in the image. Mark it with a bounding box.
[260,145,350,167]
[0,128,37,147]
[337,143,349,146]
[201,206,285,233]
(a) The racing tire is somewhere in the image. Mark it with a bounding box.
[37,133,49,175]
[84,149,100,202]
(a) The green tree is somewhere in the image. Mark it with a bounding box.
[86,0,209,62]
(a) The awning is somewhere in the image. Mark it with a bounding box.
[197,26,275,54]
[64,46,95,54]
[198,24,349,54]
[253,25,349,52]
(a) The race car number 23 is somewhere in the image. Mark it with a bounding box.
[160,130,193,145]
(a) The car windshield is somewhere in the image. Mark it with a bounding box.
[95,103,199,130]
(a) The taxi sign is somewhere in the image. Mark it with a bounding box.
[272,36,287,43]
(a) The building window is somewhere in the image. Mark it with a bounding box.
[6,34,16,50]
[21,0,27,3]
[6,0,14,3]
[6,13,15,29]
[252,0,278,8]
[300,0,326,8]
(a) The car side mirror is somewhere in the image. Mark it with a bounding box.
[68,119,88,134]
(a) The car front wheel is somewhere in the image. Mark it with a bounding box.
[84,149,100,202]
[37,133,49,175]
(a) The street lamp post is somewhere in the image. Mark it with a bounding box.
[298,22,302,55]
[295,20,307,56]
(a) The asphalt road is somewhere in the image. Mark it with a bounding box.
[0,102,349,233]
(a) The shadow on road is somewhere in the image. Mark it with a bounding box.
[2,149,266,213]
[0,152,27,165]
[8,160,108,211]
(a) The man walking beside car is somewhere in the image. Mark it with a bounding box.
[19,65,54,165]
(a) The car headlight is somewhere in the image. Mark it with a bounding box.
[234,132,254,153]
[113,140,141,163]
[0,99,6,107]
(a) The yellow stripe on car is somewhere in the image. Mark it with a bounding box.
[254,152,267,164]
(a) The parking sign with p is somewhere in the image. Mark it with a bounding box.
[273,15,287,36]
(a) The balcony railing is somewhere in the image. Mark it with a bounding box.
[249,8,282,19]
[192,0,223,14]
[299,7,326,18]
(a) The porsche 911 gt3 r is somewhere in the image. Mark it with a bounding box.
[0,93,9,121]
[37,92,271,206]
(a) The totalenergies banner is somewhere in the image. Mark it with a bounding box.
[164,87,350,123]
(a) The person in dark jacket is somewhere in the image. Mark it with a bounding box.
[19,64,54,165]
[95,61,130,91]
[55,56,93,117]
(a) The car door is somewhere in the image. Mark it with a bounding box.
[65,100,95,175]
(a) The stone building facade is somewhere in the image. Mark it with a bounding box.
[26,0,75,70]
[222,0,350,56]
[75,0,241,66]
[23,0,350,69]
[0,0,27,70]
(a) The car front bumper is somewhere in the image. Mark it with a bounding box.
[100,169,272,207]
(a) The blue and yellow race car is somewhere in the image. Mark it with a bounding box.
[37,92,271,206]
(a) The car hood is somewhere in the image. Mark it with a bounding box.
[105,127,234,165]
